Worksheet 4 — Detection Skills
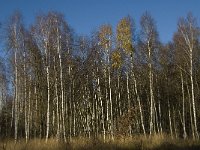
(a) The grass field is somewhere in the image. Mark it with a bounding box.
[1,135,200,150]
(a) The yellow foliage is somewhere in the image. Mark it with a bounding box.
[117,17,134,54]
[99,25,112,49]
[112,50,122,69]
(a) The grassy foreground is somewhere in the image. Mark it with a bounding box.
[1,135,200,150]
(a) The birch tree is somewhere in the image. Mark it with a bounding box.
[99,24,114,140]
[117,16,146,136]
[139,12,159,135]
[32,13,53,142]
[7,12,26,142]
[174,13,200,139]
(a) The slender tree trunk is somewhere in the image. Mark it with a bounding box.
[168,99,173,138]
[72,80,76,137]
[180,70,187,139]
[57,27,66,142]
[126,72,132,137]
[126,72,130,111]
[54,58,60,140]
[34,82,38,138]
[148,42,154,135]
[68,60,73,141]
[46,66,50,142]
[24,73,28,142]
[109,70,114,141]
[158,100,163,135]
[189,49,199,139]
[133,73,146,136]
[154,101,159,134]
[117,74,122,117]
[173,107,178,139]
[97,75,105,142]
[186,80,194,139]
[14,50,18,143]
[28,76,31,140]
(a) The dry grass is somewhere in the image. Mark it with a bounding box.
[0,139,67,150]
[1,134,200,150]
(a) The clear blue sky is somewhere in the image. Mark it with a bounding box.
[1,0,200,43]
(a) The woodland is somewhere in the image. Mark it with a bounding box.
[0,11,200,149]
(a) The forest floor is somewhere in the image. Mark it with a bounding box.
[1,135,200,150]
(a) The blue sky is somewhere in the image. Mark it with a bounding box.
[0,0,200,43]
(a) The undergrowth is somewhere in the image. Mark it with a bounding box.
[1,134,200,150]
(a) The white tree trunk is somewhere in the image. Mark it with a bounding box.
[180,70,187,139]
[189,48,199,139]
[133,73,146,136]
[148,42,154,135]
[57,28,66,141]
[168,100,173,139]
[46,66,50,142]
[14,50,18,142]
